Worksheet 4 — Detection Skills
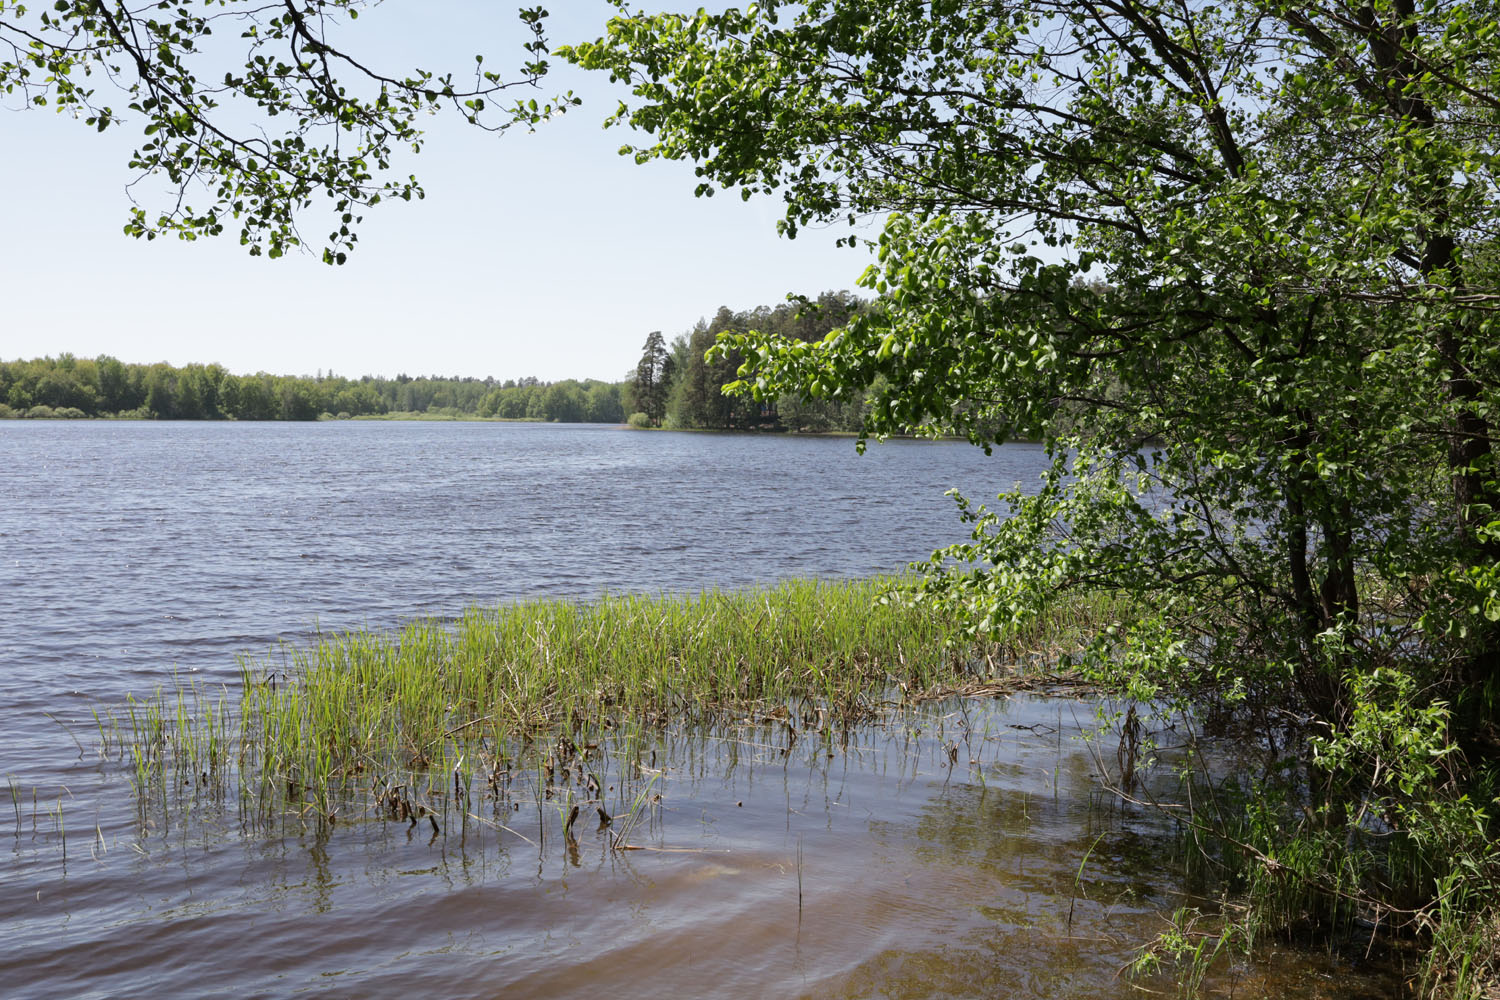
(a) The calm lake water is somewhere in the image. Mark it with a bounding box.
[0,422,1404,997]
[1,421,1041,776]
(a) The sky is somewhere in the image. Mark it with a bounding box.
[0,3,876,383]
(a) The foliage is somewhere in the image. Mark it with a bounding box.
[568,0,1500,983]
[1129,907,1255,999]
[632,330,673,426]
[477,377,624,423]
[1,2,573,262]
[670,290,868,430]
[618,289,876,432]
[0,354,626,422]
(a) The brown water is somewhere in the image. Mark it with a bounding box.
[2,694,1408,998]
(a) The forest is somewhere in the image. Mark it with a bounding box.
[1,291,873,430]
[629,289,874,433]
[0,353,627,423]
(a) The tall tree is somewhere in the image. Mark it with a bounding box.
[633,330,673,425]
[569,0,1500,963]
[678,307,748,429]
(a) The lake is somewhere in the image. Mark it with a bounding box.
[0,421,1403,997]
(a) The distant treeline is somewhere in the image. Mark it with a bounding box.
[636,289,882,433]
[0,355,627,423]
[2,290,872,428]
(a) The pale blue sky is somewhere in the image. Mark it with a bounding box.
[1,3,874,382]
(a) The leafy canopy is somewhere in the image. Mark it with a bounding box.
[567,0,1500,939]
[1,2,575,262]
[567,0,1500,711]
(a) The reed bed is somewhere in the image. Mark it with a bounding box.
[102,577,1123,837]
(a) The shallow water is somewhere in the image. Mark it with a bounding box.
[2,695,1406,998]
[1,423,1407,996]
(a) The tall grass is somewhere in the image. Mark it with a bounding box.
[103,577,1121,835]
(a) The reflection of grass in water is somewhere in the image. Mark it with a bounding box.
[96,577,1122,838]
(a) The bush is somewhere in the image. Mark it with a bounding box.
[627,411,651,429]
[0,403,14,419]
[24,405,56,419]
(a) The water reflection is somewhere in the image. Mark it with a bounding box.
[0,694,1412,998]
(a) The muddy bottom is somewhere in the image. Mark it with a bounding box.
[1,695,1409,998]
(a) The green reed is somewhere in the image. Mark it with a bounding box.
[105,577,1120,833]
[7,776,19,837]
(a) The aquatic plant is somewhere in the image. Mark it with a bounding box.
[101,577,1119,839]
